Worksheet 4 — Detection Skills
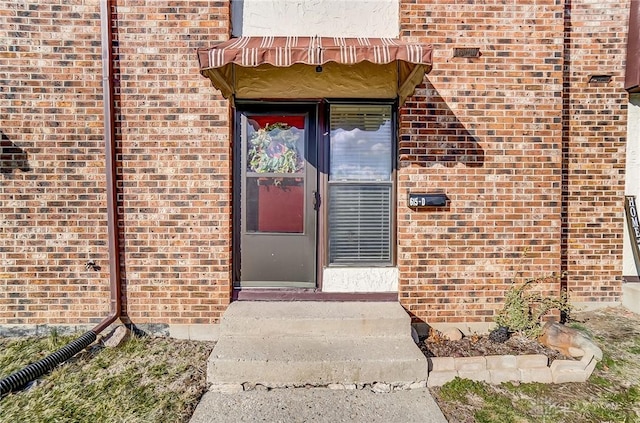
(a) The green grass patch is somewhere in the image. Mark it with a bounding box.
[440,377,489,403]
[596,352,619,371]
[0,334,214,423]
[440,378,543,422]
[0,332,77,376]
[589,375,614,388]
[473,393,531,423]
[572,386,640,423]
[627,338,640,355]
[432,308,640,423]
[501,381,551,397]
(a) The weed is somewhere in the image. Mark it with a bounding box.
[439,378,542,422]
[474,406,526,423]
[502,381,551,397]
[495,274,571,339]
[609,385,640,406]
[149,363,168,377]
[47,327,60,350]
[528,397,564,423]
[473,388,534,423]
[499,383,563,422]
[597,352,625,373]
[590,375,613,388]
[119,334,147,355]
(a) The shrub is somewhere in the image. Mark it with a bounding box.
[495,273,571,339]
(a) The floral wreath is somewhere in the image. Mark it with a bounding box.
[247,122,304,174]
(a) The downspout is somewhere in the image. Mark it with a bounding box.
[93,0,122,335]
[0,0,120,396]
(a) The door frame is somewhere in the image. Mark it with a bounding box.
[232,101,321,289]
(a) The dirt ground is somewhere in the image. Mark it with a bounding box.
[428,306,640,423]
[419,329,568,362]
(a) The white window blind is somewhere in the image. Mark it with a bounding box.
[328,185,391,264]
[328,105,393,265]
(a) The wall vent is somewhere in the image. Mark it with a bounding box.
[453,47,480,58]
[588,75,612,84]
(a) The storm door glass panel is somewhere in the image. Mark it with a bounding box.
[245,116,306,233]
[328,104,393,265]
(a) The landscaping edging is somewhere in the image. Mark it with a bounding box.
[427,352,599,387]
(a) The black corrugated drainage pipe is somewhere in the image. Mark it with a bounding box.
[0,332,98,395]
[0,0,121,396]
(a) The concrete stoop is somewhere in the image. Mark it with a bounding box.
[207,301,428,389]
[623,283,640,315]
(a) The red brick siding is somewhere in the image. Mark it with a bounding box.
[0,1,232,326]
[397,0,628,324]
[114,1,231,324]
[399,0,564,323]
[562,0,629,303]
[1,1,109,324]
[0,0,629,327]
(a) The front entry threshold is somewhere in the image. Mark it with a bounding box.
[232,289,398,302]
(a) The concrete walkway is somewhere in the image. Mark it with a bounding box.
[190,387,448,423]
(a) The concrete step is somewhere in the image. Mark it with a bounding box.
[207,301,428,387]
[218,301,411,338]
[208,335,427,387]
[623,283,640,314]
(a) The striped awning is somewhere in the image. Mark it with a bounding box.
[197,36,432,104]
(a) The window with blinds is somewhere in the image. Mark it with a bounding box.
[328,104,394,265]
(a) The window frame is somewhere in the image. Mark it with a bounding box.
[323,100,397,268]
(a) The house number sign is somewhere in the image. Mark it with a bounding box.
[408,193,447,208]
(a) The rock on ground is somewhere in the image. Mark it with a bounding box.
[103,326,131,348]
[539,322,603,360]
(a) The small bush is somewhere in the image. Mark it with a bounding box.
[495,274,571,339]
[494,248,572,339]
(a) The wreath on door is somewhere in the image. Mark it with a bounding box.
[247,123,304,174]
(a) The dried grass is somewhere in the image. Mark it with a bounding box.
[0,333,214,423]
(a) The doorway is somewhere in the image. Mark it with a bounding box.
[234,101,397,293]
[235,104,318,288]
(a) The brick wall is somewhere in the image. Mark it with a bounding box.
[399,0,562,324]
[398,0,628,324]
[562,0,629,303]
[0,0,629,328]
[1,1,108,324]
[114,1,231,325]
[0,1,232,326]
